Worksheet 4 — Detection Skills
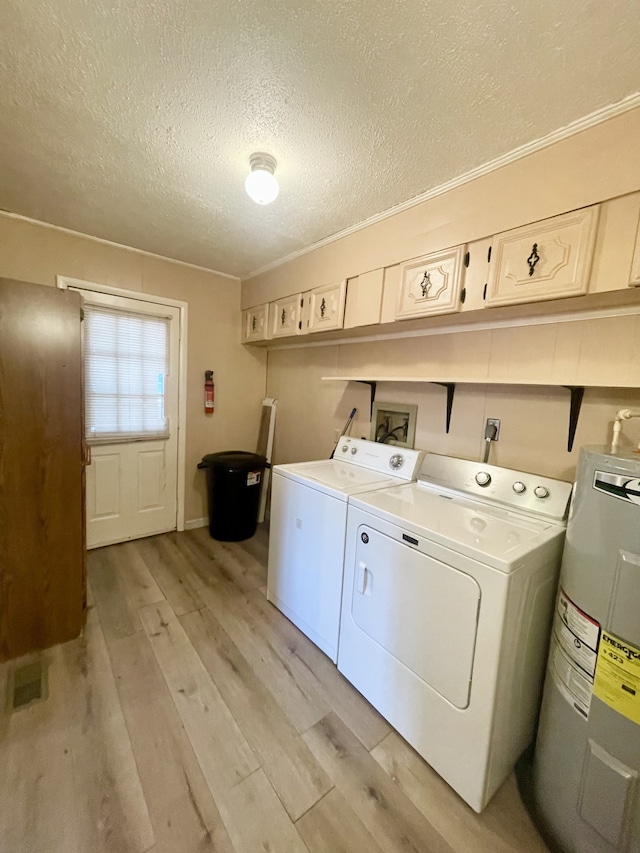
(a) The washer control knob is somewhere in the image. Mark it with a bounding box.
[351,447,358,455]
[512,481,526,494]
[475,471,492,487]
[534,485,550,499]
[341,444,348,453]
[389,454,405,470]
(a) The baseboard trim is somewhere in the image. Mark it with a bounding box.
[184,517,208,531]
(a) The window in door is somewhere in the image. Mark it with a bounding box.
[84,303,170,443]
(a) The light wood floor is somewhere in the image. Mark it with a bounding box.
[0,527,551,852]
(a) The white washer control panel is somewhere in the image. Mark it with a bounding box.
[336,437,423,479]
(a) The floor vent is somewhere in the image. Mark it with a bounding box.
[7,658,48,711]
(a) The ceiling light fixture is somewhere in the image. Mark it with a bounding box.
[245,152,279,205]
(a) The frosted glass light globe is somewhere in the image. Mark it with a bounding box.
[245,168,279,205]
[245,153,279,205]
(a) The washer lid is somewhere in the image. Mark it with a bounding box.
[274,458,404,499]
[349,483,564,569]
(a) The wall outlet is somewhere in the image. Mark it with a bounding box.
[486,418,501,440]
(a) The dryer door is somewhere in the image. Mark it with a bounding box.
[351,524,481,708]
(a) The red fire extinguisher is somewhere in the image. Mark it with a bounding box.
[204,370,215,414]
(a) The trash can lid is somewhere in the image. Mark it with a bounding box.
[198,450,268,470]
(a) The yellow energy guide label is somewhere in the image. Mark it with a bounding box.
[594,631,640,725]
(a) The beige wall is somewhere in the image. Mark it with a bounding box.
[0,214,267,524]
[252,107,640,482]
[266,332,640,483]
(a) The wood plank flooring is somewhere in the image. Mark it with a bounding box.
[0,527,550,852]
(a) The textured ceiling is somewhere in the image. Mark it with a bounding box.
[1,0,639,278]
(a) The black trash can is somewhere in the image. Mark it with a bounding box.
[198,451,268,541]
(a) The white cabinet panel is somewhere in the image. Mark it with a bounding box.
[486,206,599,307]
[269,293,303,338]
[344,270,384,329]
[306,279,346,333]
[396,246,465,319]
[242,303,269,342]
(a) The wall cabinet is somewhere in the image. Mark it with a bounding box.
[269,293,303,338]
[395,245,465,319]
[305,279,347,333]
[242,303,270,342]
[485,206,599,307]
[242,193,640,346]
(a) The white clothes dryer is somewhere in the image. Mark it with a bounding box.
[337,452,572,812]
[267,437,424,663]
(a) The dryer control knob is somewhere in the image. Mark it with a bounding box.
[475,471,492,486]
[351,447,358,455]
[534,485,550,499]
[512,481,526,493]
[341,445,349,453]
[389,454,405,470]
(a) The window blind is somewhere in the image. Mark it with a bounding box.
[84,303,170,443]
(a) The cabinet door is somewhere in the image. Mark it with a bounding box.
[306,279,347,333]
[395,246,465,319]
[486,206,599,307]
[344,270,384,329]
[242,303,269,342]
[269,293,303,338]
[630,210,640,287]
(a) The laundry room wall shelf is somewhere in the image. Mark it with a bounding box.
[322,377,623,452]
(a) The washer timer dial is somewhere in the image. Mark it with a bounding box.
[475,471,492,486]
[389,454,405,470]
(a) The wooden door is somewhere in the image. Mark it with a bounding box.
[0,278,85,661]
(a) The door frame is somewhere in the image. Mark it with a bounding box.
[56,275,188,532]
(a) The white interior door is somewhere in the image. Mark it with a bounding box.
[76,289,180,549]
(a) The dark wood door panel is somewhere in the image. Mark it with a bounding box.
[0,277,85,661]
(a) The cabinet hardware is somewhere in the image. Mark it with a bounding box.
[460,288,466,304]
[483,283,487,300]
[487,246,492,263]
[419,271,432,298]
[527,243,540,276]
[464,251,470,267]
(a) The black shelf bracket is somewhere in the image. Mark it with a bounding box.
[433,382,456,433]
[564,386,585,452]
[355,380,377,418]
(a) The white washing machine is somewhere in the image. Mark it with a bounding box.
[337,452,573,812]
[267,437,424,663]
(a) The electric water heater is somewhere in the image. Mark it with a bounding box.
[533,447,640,852]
